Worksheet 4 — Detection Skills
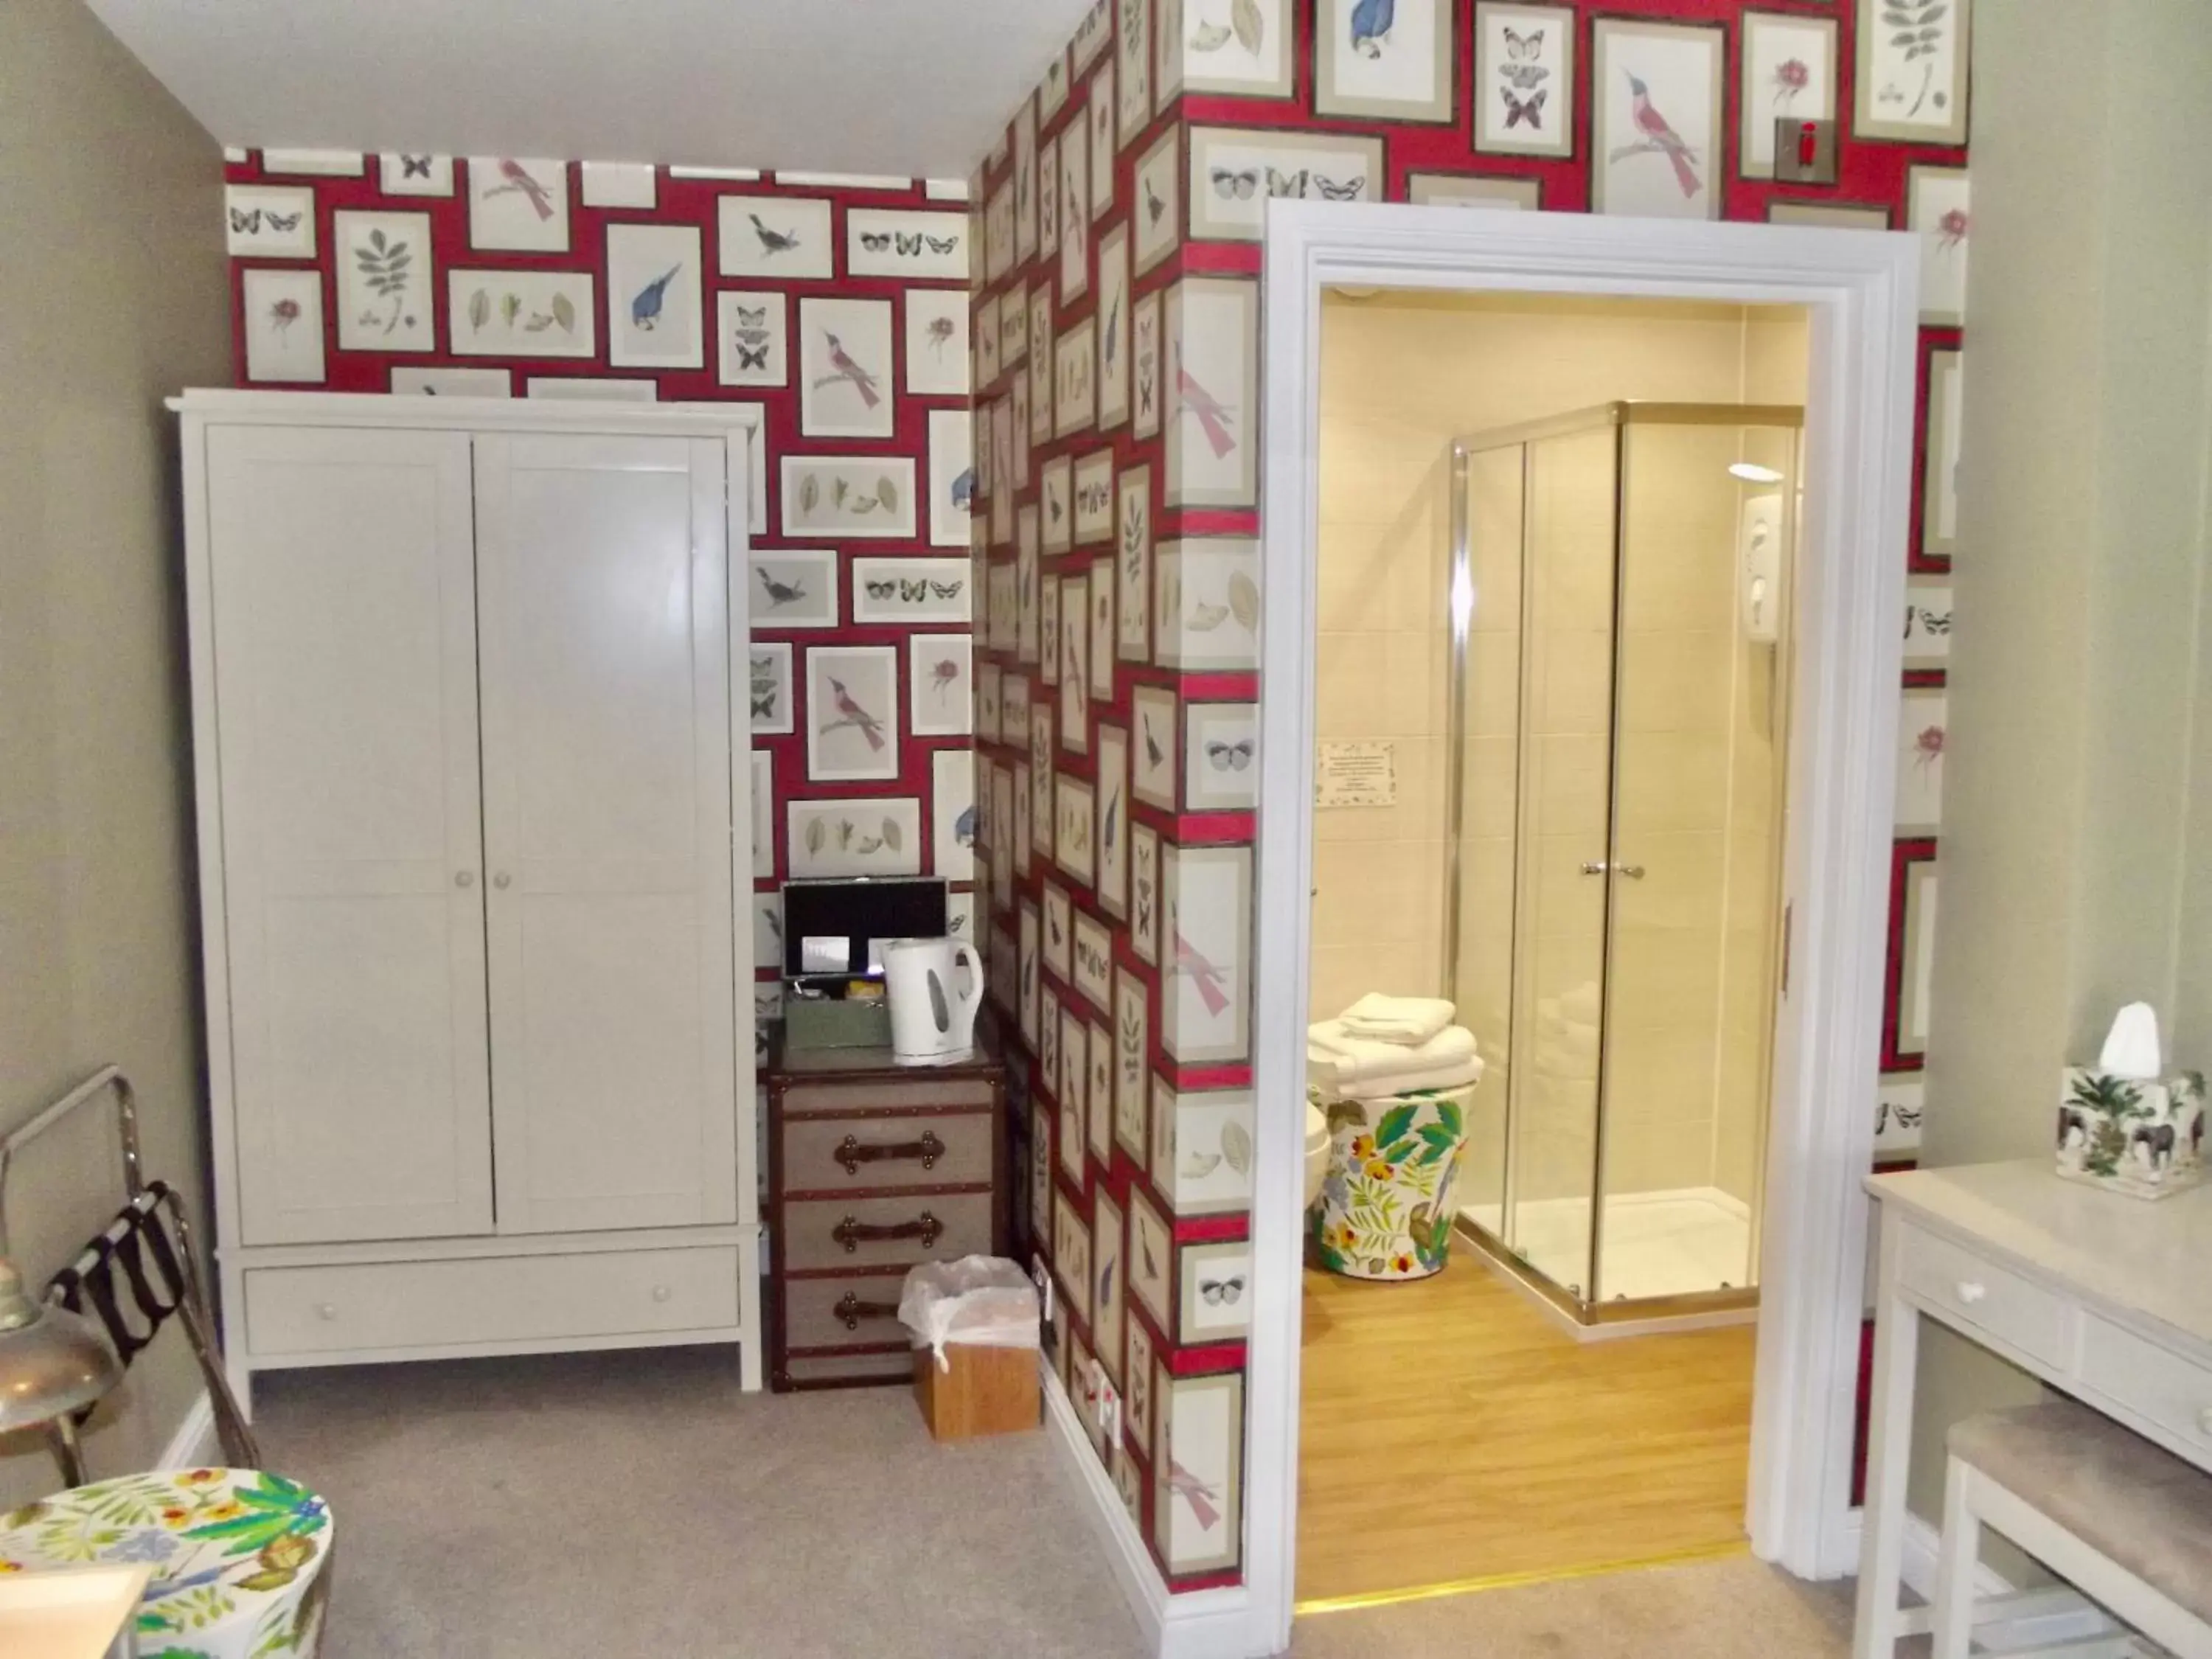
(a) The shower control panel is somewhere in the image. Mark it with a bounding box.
[1739,493,1784,644]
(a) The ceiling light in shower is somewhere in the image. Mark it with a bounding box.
[1728,462,1786,484]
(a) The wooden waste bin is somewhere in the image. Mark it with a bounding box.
[914,1342,1040,1441]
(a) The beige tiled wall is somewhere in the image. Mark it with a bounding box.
[1314,293,1806,1236]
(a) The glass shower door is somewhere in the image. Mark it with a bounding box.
[1501,424,1619,1299]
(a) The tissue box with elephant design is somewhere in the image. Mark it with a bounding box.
[2055,1068,2207,1200]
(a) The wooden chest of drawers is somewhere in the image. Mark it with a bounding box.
[764,1034,1007,1391]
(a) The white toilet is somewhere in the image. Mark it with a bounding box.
[1304,1102,1331,1210]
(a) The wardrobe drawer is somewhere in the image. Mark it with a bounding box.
[782,1275,913,1351]
[245,1247,740,1357]
[779,1349,911,1387]
[1896,1222,2072,1368]
[780,1111,995,1193]
[779,1192,995,1272]
[2079,1315,2212,1458]
[779,1078,999,1116]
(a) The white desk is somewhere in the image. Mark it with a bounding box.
[1855,1160,2212,1657]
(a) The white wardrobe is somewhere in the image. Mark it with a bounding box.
[174,392,761,1403]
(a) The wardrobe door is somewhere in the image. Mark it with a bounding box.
[205,426,495,1245]
[473,434,739,1234]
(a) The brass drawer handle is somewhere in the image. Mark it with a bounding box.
[834,1130,947,1175]
[832,1211,943,1253]
[833,1292,901,1331]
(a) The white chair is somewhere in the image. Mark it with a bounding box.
[1933,1399,2212,1659]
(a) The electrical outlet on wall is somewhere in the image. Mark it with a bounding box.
[1032,1252,1054,1324]
[1099,1378,1122,1442]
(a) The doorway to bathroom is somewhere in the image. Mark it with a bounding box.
[1231,206,1920,1659]
[1295,291,1805,1606]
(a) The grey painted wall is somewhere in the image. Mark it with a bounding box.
[0,0,228,1503]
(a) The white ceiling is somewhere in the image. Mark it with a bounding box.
[86,0,1091,178]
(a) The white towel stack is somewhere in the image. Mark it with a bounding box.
[1309,994,1484,1101]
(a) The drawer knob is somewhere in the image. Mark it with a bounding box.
[832,1211,944,1253]
[1955,1281,1988,1305]
[316,1302,337,1321]
[2197,1407,2212,1439]
[651,1284,672,1303]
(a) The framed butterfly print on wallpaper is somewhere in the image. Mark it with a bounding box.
[852,556,972,625]
[605,223,703,370]
[846,209,970,282]
[378,153,453,198]
[804,644,901,783]
[717,291,789,389]
[1591,19,1725,222]
[226,185,316,259]
[1314,0,1454,125]
[1472,2,1573,159]
[748,642,795,737]
[1189,127,1387,241]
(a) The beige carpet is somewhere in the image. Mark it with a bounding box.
[255,1346,1864,1658]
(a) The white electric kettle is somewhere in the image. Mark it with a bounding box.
[881,937,983,1066]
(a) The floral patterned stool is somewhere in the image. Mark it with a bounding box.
[1311,1085,1476,1281]
[0,1468,333,1658]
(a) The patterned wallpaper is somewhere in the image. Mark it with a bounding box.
[220,152,983,1029]
[970,0,1967,1593]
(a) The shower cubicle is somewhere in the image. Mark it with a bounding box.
[1444,401,1800,1332]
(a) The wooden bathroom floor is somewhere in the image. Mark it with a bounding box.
[1297,1242,1756,1604]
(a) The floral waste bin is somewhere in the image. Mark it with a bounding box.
[1311,1085,1475,1281]
[0,1467,333,1658]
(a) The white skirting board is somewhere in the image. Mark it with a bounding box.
[155,1389,219,1472]
[1041,1365,1262,1659]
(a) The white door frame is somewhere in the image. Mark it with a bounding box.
[1244,203,1919,1656]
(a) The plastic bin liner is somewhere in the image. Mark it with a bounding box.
[897,1255,1040,1371]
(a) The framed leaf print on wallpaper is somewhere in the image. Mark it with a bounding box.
[467,158,570,251]
[605,223,703,371]
[1739,13,1839,181]
[1472,3,1573,159]
[1855,0,1971,146]
[335,211,434,353]
[718,195,833,281]
[804,644,901,783]
[447,270,597,358]
[780,456,918,540]
[798,297,894,439]
[788,799,923,879]
[1182,0,1294,99]
[1096,223,1132,431]
[1591,19,1724,222]
[1314,0,1455,125]
[1188,128,1388,242]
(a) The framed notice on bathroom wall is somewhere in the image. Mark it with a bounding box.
[1315,742,1396,807]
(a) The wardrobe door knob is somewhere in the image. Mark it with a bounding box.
[494,872,513,890]
[651,1284,672,1304]
[2197,1405,2212,1439]
[316,1302,338,1321]
[1955,1281,1987,1306]
[455,871,475,888]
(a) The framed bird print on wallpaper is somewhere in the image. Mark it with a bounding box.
[804,644,902,783]
[1314,0,1455,125]
[1591,19,1724,222]
[1473,2,1573,159]
[605,223,703,370]
[466,158,570,251]
[749,549,841,631]
[798,296,894,439]
[718,196,834,281]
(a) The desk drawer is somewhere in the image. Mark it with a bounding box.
[781,1111,995,1193]
[246,1247,740,1357]
[1897,1222,2073,1368]
[2079,1315,2212,1458]
[780,1191,995,1272]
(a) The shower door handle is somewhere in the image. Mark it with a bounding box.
[1615,864,1646,880]
[1581,861,1609,876]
